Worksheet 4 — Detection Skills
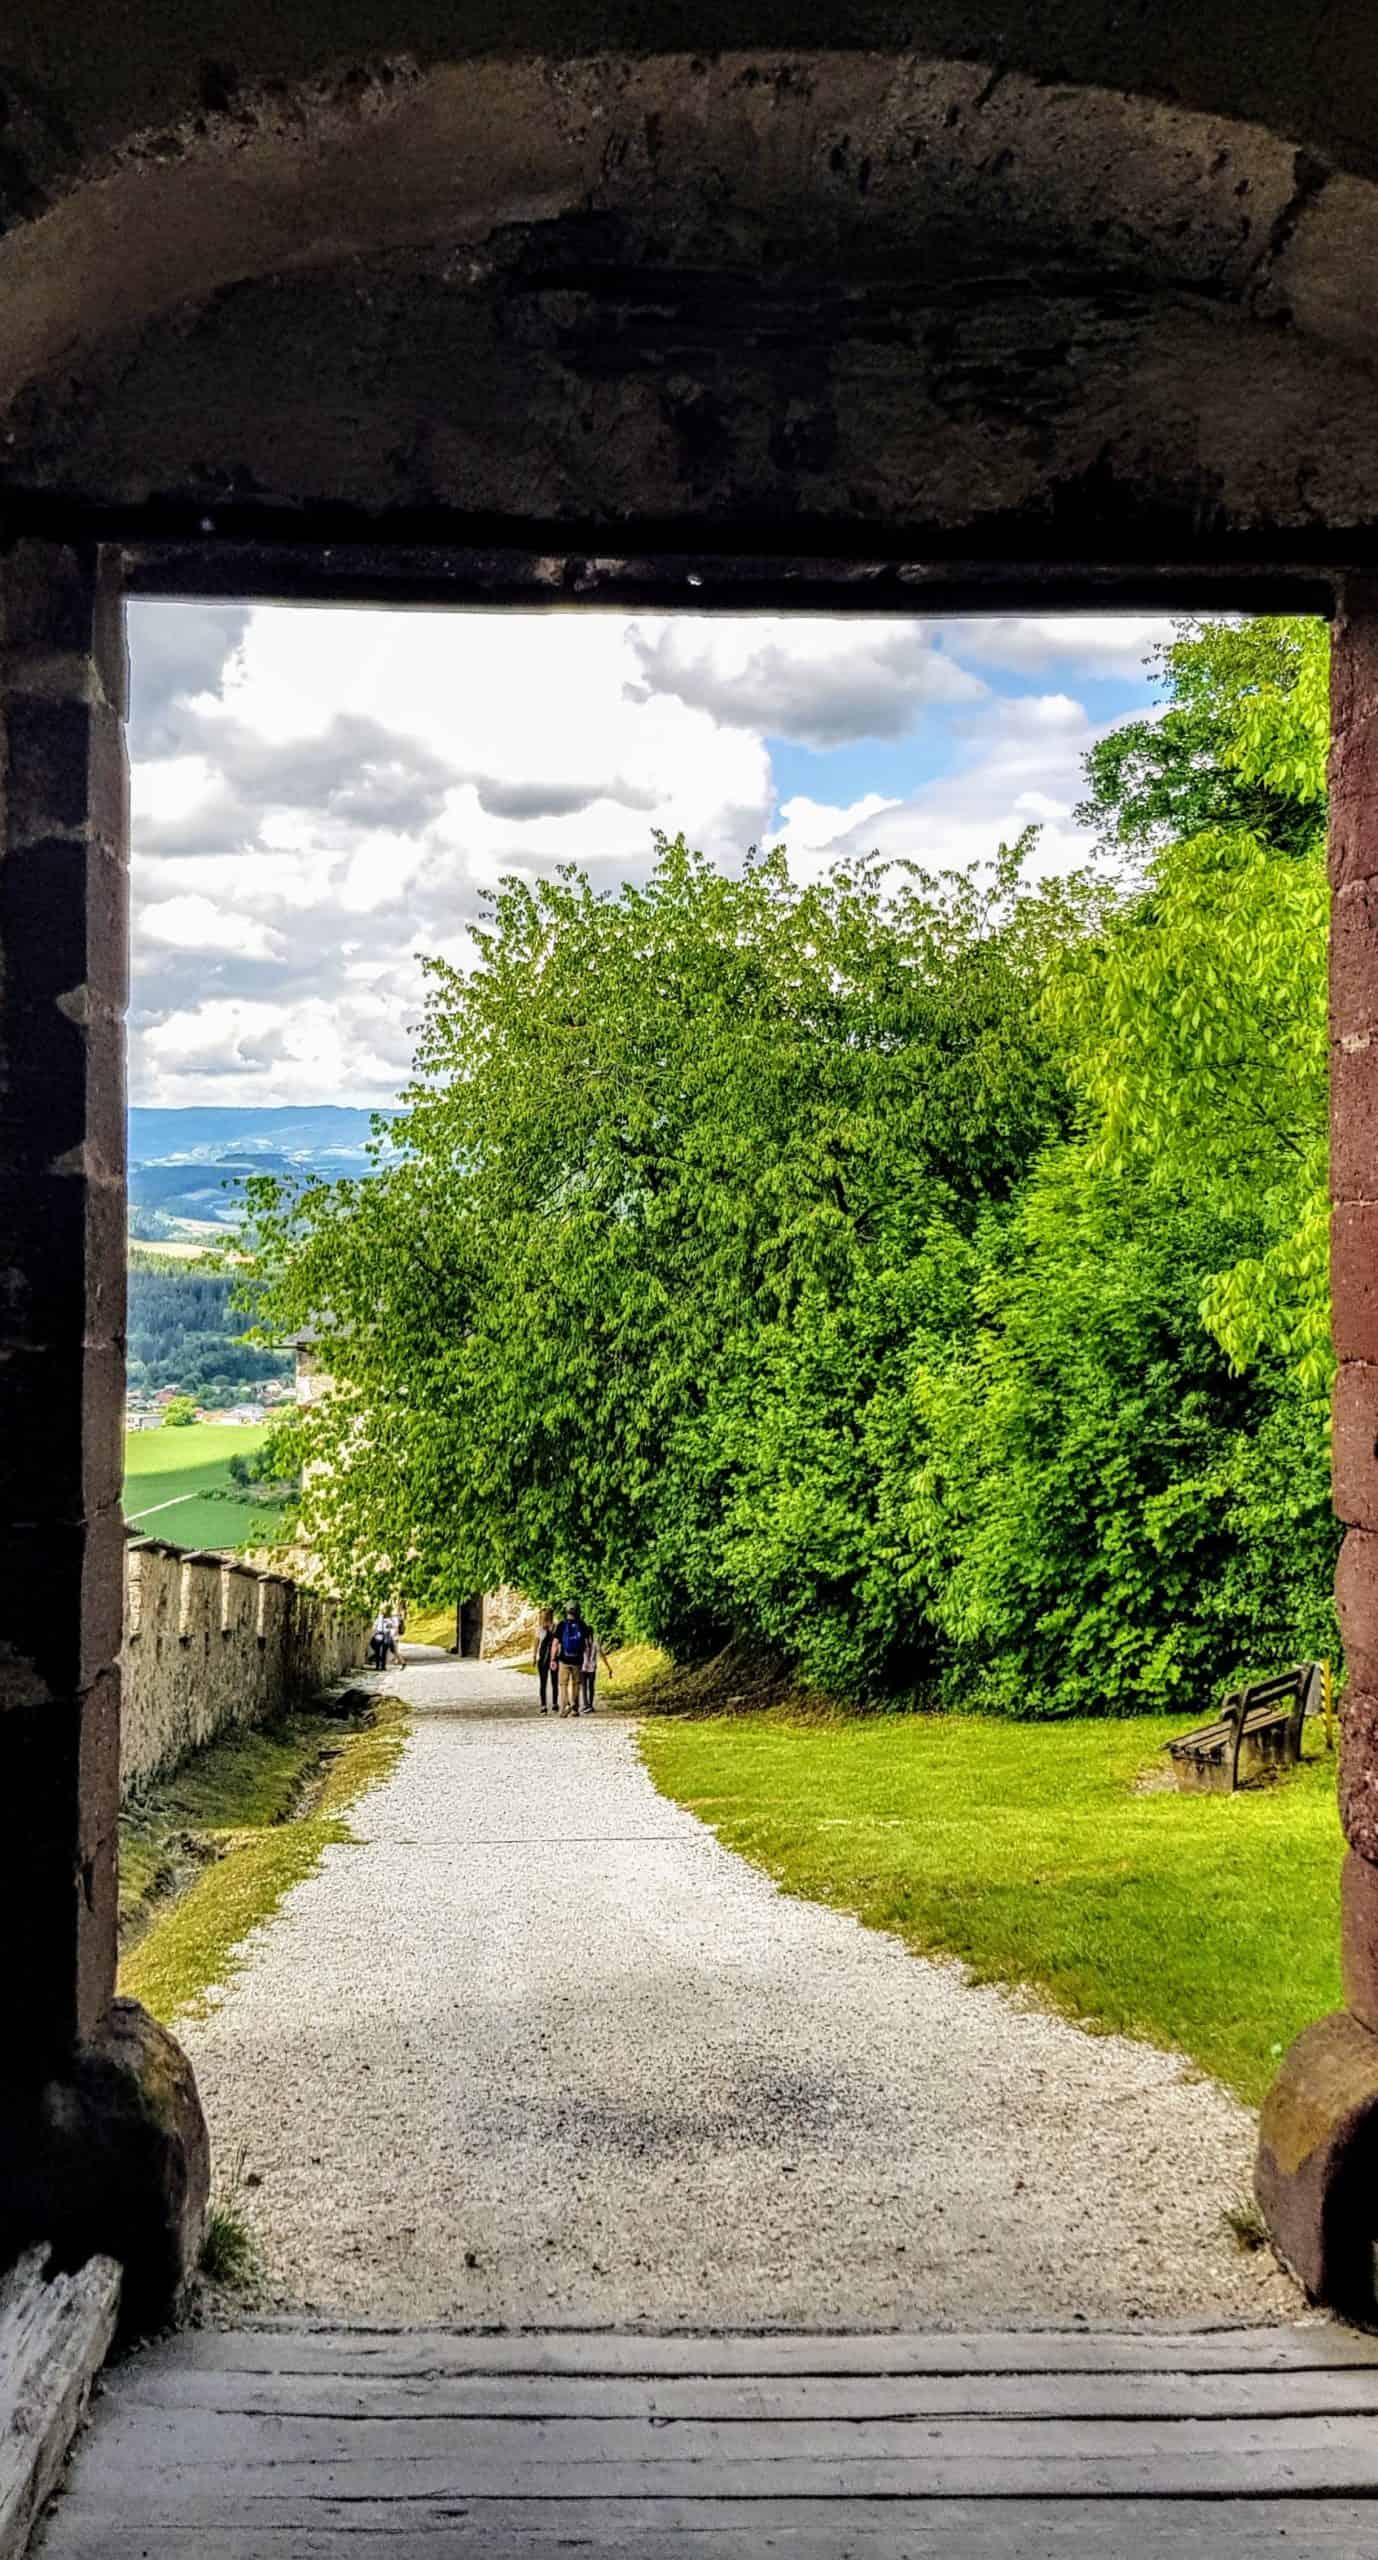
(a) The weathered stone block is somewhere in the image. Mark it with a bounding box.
[1332,1361,1378,1530]
[1332,1203,1378,1363]
[74,1823,120,2043]
[1336,1529,1378,1693]
[1340,1687,1378,1859]
[0,1999,210,2336]
[1,1511,127,1700]
[1331,878,1378,1042]
[0,1341,125,1517]
[0,1172,125,1340]
[1,694,126,849]
[1330,780,1378,895]
[91,560,130,723]
[0,997,127,1183]
[1330,608,1378,896]
[3,540,104,662]
[0,835,130,1013]
[1,1679,120,2052]
[76,1664,122,1818]
[1330,1037,1378,1201]
[1257,2009,1378,2311]
[1342,1851,1378,2036]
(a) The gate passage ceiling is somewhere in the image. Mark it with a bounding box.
[5,5,1378,593]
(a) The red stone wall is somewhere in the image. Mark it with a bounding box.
[1331,606,1378,2002]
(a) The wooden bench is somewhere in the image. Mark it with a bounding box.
[1166,1662,1325,1795]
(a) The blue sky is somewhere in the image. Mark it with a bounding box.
[766,663,1156,820]
[126,609,1173,1108]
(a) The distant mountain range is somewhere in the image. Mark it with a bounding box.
[128,1105,398,1230]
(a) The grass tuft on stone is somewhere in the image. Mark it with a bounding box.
[200,2200,259,2288]
[639,1707,1342,2108]
[1223,2195,1271,2253]
[200,2141,263,2292]
[119,1698,410,2027]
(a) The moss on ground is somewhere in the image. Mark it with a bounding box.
[119,1712,350,1938]
[119,1697,409,2028]
[639,1704,1344,2108]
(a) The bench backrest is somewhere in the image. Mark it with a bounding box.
[1219,1661,1321,1789]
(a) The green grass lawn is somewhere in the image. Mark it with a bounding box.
[123,1420,288,1550]
[639,1709,1344,2106]
[120,1697,409,2024]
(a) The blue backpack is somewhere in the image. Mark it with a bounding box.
[559,1615,586,1663]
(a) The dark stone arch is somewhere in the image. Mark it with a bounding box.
[5,5,1378,2326]
[3,46,1378,562]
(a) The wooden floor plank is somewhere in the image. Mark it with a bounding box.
[104,2364,1378,2423]
[58,2432,1378,2505]
[36,2324,1378,2560]
[76,2405,1378,2472]
[34,2501,1378,2559]
[158,2323,1378,2378]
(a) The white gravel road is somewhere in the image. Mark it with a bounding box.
[182,1652,1298,2327]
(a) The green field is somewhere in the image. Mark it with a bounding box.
[640,1709,1344,2106]
[123,1421,288,1552]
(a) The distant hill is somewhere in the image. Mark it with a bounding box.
[130,1105,395,1163]
[128,1105,399,1231]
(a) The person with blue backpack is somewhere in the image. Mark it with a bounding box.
[555,1604,587,1716]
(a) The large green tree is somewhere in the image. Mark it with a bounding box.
[249,617,1337,1714]
[246,837,1094,1686]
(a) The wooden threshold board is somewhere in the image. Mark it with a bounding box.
[34,2323,1378,2559]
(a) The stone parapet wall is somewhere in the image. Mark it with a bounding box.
[120,1534,366,1798]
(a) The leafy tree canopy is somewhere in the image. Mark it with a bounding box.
[246,617,1337,1715]
[246,837,1099,1689]
[1077,616,1324,863]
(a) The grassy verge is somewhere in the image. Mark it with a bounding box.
[639,1703,1343,2107]
[123,1419,289,1550]
[119,1696,409,2027]
[597,1642,674,1697]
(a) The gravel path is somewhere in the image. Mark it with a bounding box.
[183,1653,1298,2327]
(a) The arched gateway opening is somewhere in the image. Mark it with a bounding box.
[4,5,1378,2361]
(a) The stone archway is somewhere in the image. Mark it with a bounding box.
[5,8,1378,2321]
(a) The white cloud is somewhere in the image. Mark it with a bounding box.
[772,793,901,882]
[939,616,1176,681]
[127,607,1157,1107]
[628,619,984,745]
[140,995,416,1105]
[772,692,1116,882]
[139,895,287,961]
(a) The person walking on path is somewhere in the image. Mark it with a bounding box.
[534,1609,558,1714]
[555,1604,587,1717]
[581,1625,614,1714]
[369,1609,390,1671]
